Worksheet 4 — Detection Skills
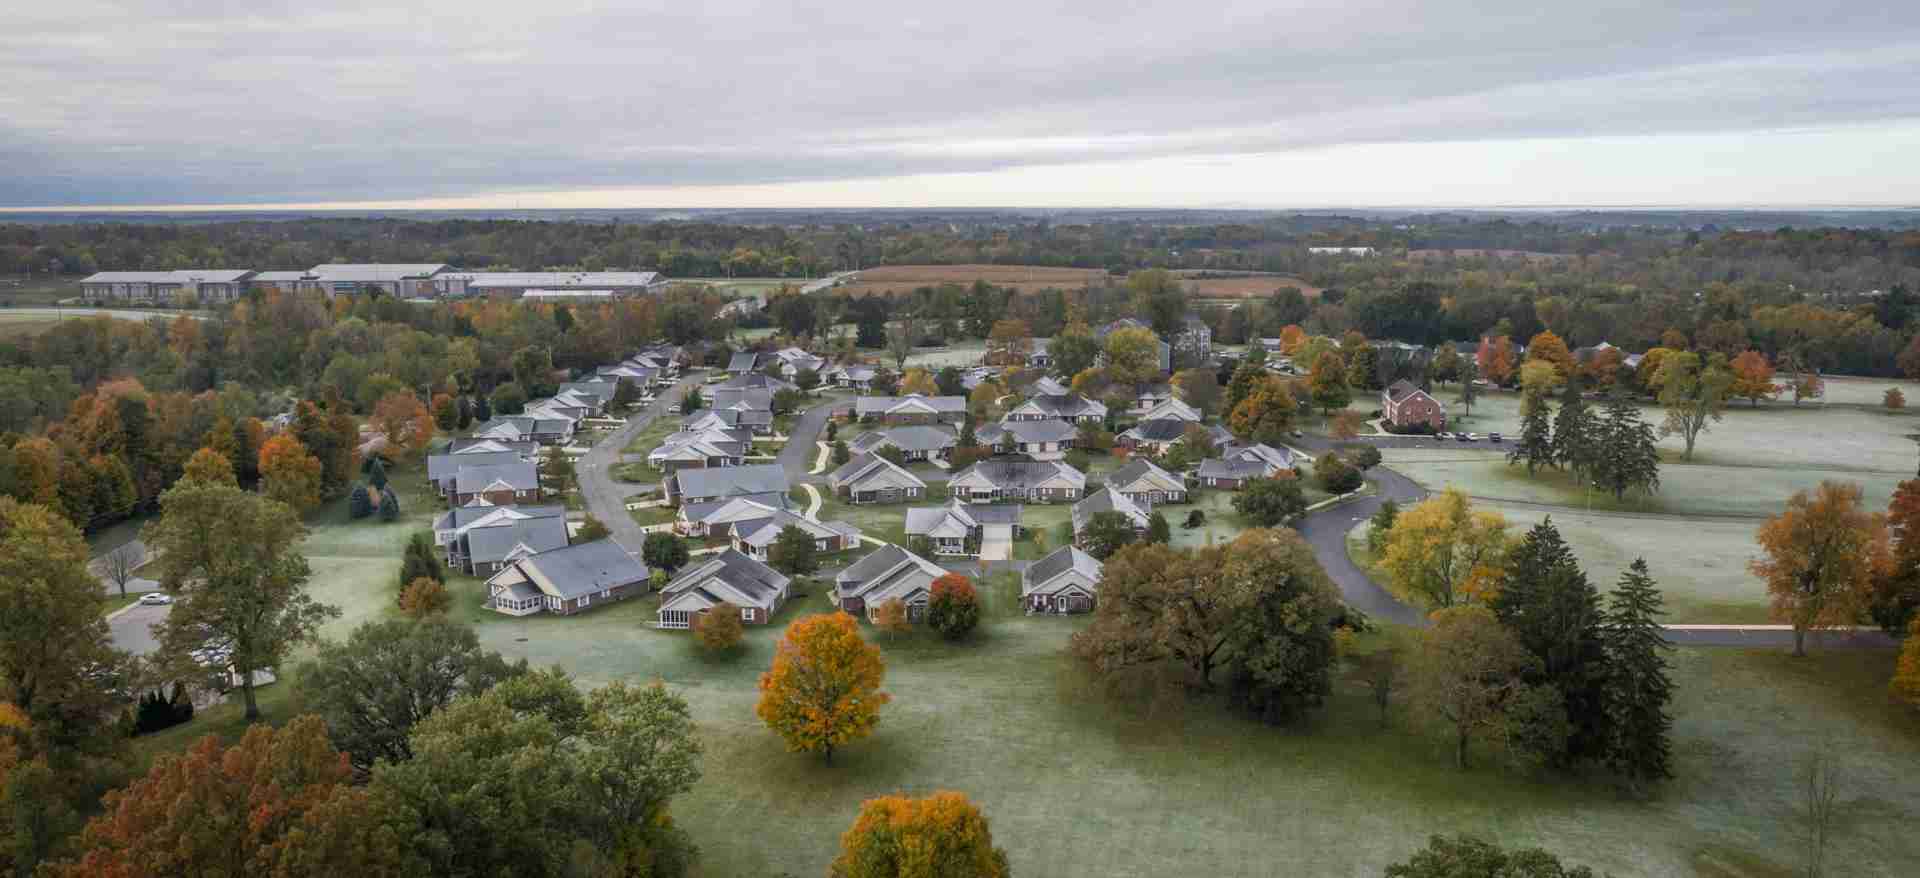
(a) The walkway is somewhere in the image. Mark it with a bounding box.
[577,375,699,553]
[777,398,839,484]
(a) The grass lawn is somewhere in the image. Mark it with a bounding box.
[622,416,682,457]
[903,340,988,369]
[122,450,1920,877]
[102,592,142,615]
[1380,448,1901,519]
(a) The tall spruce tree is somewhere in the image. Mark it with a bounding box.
[1491,518,1609,765]
[1550,379,1594,475]
[1601,558,1674,790]
[1508,394,1555,475]
[1592,397,1661,500]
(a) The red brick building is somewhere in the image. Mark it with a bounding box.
[1382,380,1447,430]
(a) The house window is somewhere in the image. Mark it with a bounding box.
[579,594,591,608]
[740,607,753,622]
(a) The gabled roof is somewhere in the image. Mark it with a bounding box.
[462,512,571,564]
[1107,459,1186,493]
[1196,457,1274,481]
[671,463,789,499]
[948,459,1086,491]
[1120,419,1191,443]
[491,539,649,601]
[307,263,447,282]
[848,431,891,454]
[712,387,775,412]
[880,425,958,453]
[433,503,565,534]
[994,418,1077,444]
[718,372,796,392]
[1384,379,1421,403]
[662,549,791,608]
[906,499,1024,538]
[835,544,946,600]
[680,492,790,525]
[854,395,967,416]
[1013,393,1105,419]
[428,449,523,482]
[1023,545,1103,595]
[727,352,761,372]
[828,452,928,490]
[1031,376,1070,396]
[1140,397,1200,422]
[453,461,539,494]
[1073,487,1150,532]
[1225,442,1298,470]
[732,510,861,547]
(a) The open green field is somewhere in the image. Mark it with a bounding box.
[1446,391,1919,474]
[903,339,988,369]
[1381,448,1900,519]
[1814,375,1920,407]
[0,274,80,305]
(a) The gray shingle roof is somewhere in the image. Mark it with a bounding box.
[1196,457,1273,480]
[1024,545,1102,591]
[997,418,1076,443]
[1108,459,1184,491]
[514,539,649,600]
[306,263,446,282]
[950,460,1086,491]
[454,461,540,494]
[671,463,789,500]
[828,452,926,489]
[428,449,525,482]
[1073,487,1149,532]
[463,514,571,564]
[854,395,967,416]
[663,549,790,605]
[1122,419,1191,442]
[881,425,957,452]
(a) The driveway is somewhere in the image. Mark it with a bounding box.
[780,398,840,483]
[576,375,699,554]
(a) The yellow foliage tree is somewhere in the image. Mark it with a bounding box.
[694,601,746,651]
[1103,327,1162,386]
[1751,481,1886,656]
[1278,324,1307,356]
[829,790,1010,878]
[900,369,939,397]
[182,447,237,486]
[1379,489,1512,608]
[756,613,889,764]
[1525,330,1575,379]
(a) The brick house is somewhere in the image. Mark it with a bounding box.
[1382,379,1447,431]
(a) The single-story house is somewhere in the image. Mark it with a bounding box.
[823,364,878,392]
[1382,379,1447,430]
[1124,383,1176,416]
[717,372,796,394]
[729,509,863,560]
[1022,545,1103,614]
[486,539,651,617]
[1031,376,1070,396]
[663,462,788,505]
[1072,487,1151,542]
[904,499,1023,557]
[833,544,948,623]
[647,427,750,472]
[850,425,957,462]
[1006,393,1106,425]
[427,449,525,494]
[676,493,794,538]
[771,347,827,378]
[1195,441,1301,489]
[656,549,794,629]
[947,459,1085,504]
[1026,338,1052,369]
[1105,459,1188,509]
[1115,418,1193,454]
[435,504,571,575]
[445,437,538,457]
[726,352,762,374]
[977,418,1076,461]
[854,394,968,425]
[451,461,543,506]
[827,453,928,503]
[472,415,575,445]
[1138,397,1200,423]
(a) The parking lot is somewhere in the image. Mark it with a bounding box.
[108,602,170,656]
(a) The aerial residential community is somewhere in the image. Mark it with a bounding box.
[6,3,1920,876]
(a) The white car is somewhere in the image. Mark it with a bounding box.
[139,592,173,606]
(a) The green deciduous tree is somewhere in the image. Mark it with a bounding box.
[643,531,690,572]
[1412,606,1538,769]
[145,482,338,720]
[0,499,125,756]
[1077,510,1139,560]
[1384,834,1603,878]
[297,617,525,774]
[768,524,819,576]
[1653,350,1733,460]
[1232,476,1306,526]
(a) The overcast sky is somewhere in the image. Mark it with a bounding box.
[6,1,1920,209]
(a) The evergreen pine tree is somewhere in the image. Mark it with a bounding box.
[379,487,400,521]
[1593,398,1661,500]
[1492,518,1610,765]
[366,457,389,491]
[1455,357,1480,418]
[959,417,977,448]
[347,483,373,519]
[1550,378,1593,474]
[472,393,491,423]
[1508,394,1555,475]
[1601,558,1674,789]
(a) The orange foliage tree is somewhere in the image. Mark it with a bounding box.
[54,716,353,877]
[1893,617,1920,709]
[1277,324,1307,356]
[397,577,450,618]
[756,613,889,765]
[370,391,434,458]
[1524,330,1574,379]
[1728,350,1777,406]
[258,433,323,512]
[182,447,236,486]
[1476,336,1515,386]
[927,573,980,641]
[1751,481,1887,656]
[829,790,1010,878]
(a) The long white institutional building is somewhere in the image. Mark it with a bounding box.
[80,265,668,303]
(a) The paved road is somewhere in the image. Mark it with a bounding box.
[5,306,212,322]
[1288,433,1900,648]
[577,375,699,553]
[778,399,839,484]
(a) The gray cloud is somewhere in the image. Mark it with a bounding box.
[4,0,1920,205]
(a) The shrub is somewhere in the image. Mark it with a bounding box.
[398,577,451,618]
[1351,446,1383,471]
[1184,509,1206,528]
[694,602,746,651]
[1887,387,1907,410]
[1316,453,1364,494]
[1063,449,1092,472]
[132,685,194,735]
[347,483,373,519]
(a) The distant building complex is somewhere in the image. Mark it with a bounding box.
[81,264,666,303]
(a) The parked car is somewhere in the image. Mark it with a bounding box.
[1435,431,1453,441]
[1489,432,1504,443]
[138,592,173,606]
[1457,432,1477,442]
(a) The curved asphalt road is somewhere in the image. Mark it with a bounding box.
[1289,435,1897,649]
[578,375,700,552]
